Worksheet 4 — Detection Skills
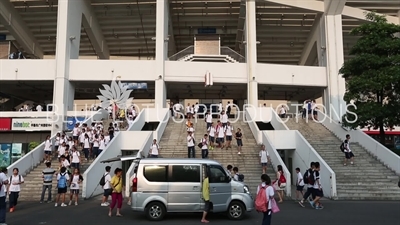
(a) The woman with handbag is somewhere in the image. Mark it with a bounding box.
[273,165,286,203]
[108,168,123,217]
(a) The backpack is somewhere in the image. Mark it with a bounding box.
[279,172,286,184]
[303,170,310,184]
[237,174,244,182]
[340,142,345,152]
[9,175,22,184]
[255,185,268,212]
[307,170,316,185]
[99,173,108,186]
[57,173,67,188]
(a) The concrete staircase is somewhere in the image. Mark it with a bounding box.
[159,117,276,194]
[18,159,92,201]
[286,118,400,200]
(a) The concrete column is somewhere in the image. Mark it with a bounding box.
[318,15,346,120]
[245,0,258,107]
[155,0,169,108]
[52,0,82,135]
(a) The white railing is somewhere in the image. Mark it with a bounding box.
[293,131,337,199]
[7,109,108,175]
[82,109,145,198]
[82,132,123,199]
[244,108,291,196]
[262,132,292,196]
[125,131,153,197]
[168,46,194,61]
[317,111,400,175]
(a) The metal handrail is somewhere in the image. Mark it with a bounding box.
[220,46,245,63]
[168,45,194,61]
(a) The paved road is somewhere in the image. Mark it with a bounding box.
[7,199,400,225]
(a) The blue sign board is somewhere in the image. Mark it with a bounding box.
[122,83,148,90]
[198,28,217,34]
[66,117,86,130]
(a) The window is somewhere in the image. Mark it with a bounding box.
[171,165,200,182]
[143,166,167,182]
[208,165,228,183]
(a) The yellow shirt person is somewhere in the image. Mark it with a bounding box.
[111,175,122,193]
[202,177,210,201]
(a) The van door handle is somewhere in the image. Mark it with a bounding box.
[193,186,199,190]
[212,187,216,191]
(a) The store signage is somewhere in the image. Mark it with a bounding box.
[0,118,11,131]
[11,118,53,131]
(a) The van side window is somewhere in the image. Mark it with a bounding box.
[144,165,168,182]
[171,165,200,182]
[208,165,227,183]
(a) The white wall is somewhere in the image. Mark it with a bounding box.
[264,130,337,199]
[165,61,247,83]
[317,111,400,175]
[0,60,56,80]
[257,63,327,87]
[262,132,292,196]
[69,60,157,81]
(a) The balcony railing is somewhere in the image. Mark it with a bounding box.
[220,47,245,63]
[168,46,194,61]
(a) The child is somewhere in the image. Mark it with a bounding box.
[295,168,304,200]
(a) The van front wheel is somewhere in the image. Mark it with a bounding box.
[227,201,245,220]
[145,202,166,221]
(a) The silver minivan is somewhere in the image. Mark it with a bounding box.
[102,157,254,221]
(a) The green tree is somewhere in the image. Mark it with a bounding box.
[340,12,400,145]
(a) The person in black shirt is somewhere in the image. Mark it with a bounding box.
[226,101,232,117]
[108,123,115,140]
[235,128,243,155]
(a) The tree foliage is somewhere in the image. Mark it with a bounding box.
[340,12,400,144]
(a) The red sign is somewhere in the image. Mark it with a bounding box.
[0,118,11,131]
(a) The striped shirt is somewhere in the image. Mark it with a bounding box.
[42,168,56,186]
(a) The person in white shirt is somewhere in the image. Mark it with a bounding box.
[70,147,80,169]
[186,103,192,119]
[101,166,112,207]
[187,131,195,158]
[68,168,83,206]
[218,102,223,113]
[99,135,106,157]
[216,121,225,149]
[43,135,52,162]
[36,104,42,112]
[7,168,24,212]
[58,142,66,160]
[72,124,80,145]
[83,134,90,161]
[259,144,270,174]
[279,106,286,118]
[343,134,354,166]
[256,174,275,225]
[194,103,199,118]
[225,122,233,149]
[92,134,100,159]
[207,122,216,150]
[220,111,228,128]
[54,133,61,152]
[60,155,70,170]
[205,111,213,129]
[149,139,160,158]
[173,103,182,119]
[79,129,86,148]
[0,168,9,224]
[55,167,70,207]
[200,134,209,159]
[295,168,305,200]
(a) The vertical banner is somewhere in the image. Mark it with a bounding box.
[204,72,213,87]
[11,143,22,164]
[0,144,11,167]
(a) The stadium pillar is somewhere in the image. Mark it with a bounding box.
[52,0,82,135]
[155,0,169,108]
[245,0,258,107]
[318,13,346,121]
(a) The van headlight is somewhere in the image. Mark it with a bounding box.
[243,185,250,194]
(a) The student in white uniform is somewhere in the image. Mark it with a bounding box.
[256,174,275,225]
[207,122,216,150]
[200,134,209,159]
[68,168,83,206]
[216,121,225,149]
[149,139,160,158]
[220,111,229,128]
[43,135,52,162]
[8,168,24,212]
[99,135,106,157]
[225,122,233,149]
